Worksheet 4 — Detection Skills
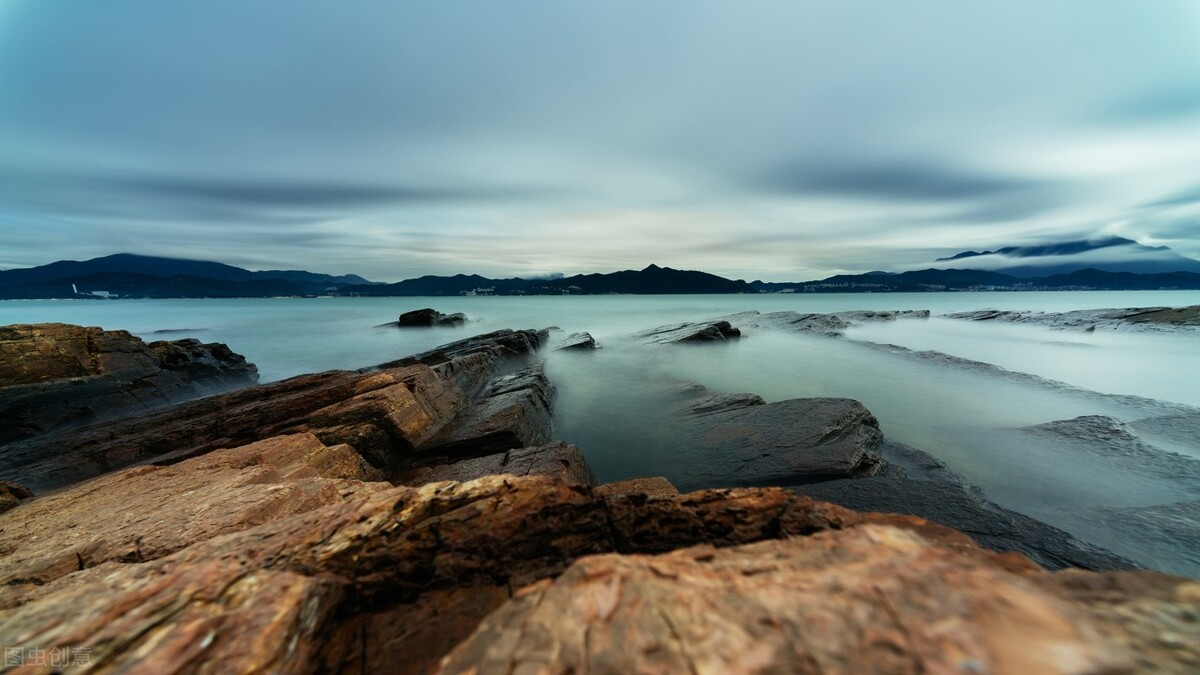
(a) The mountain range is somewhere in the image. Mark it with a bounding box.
[2,246,1199,299]
[930,236,1200,277]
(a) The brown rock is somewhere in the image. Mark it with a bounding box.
[422,365,556,457]
[0,479,33,513]
[398,442,593,487]
[594,476,678,498]
[442,525,1200,674]
[0,323,257,443]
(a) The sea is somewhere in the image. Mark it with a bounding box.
[3,290,1199,576]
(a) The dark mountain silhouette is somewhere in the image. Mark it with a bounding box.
[0,254,376,298]
[2,255,1199,299]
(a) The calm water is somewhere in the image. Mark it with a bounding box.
[3,291,1200,574]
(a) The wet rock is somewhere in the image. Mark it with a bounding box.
[593,476,679,498]
[443,526,1200,675]
[947,305,1200,332]
[736,309,931,336]
[637,319,742,344]
[678,392,765,416]
[1017,415,1200,488]
[1071,500,1200,578]
[0,323,257,443]
[556,331,598,350]
[422,365,556,457]
[397,308,467,327]
[794,478,1137,572]
[675,397,886,490]
[396,442,593,486]
[0,479,33,514]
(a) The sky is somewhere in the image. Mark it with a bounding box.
[0,1,1198,282]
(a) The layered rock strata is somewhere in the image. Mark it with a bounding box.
[0,323,258,443]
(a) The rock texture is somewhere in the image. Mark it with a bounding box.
[397,308,467,327]
[0,329,549,492]
[0,323,257,443]
[0,479,32,514]
[637,319,742,343]
[556,331,598,350]
[947,305,1200,332]
[674,396,886,490]
[442,525,1200,675]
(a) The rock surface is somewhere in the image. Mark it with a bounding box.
[593,476,679,498]
[0,329,548,492]
[0,323,258,443]
[442,525,1200,675]
[0,478,32,514]
[674,397,886,490]
[397,308,467,327]
[637,319,742,343]
[556,331,598,350]
[947,305,1200,332]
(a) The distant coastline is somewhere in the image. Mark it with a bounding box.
[3,253,1200,300]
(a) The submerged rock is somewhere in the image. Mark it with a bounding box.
[0,323,257,443]
[396,307,467,327]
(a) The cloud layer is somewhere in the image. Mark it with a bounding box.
[0,0,1197,280]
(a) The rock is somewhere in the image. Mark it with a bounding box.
[1070,500,1200,579]
[0,475,865,671]
[678,392,765,416]
[593,476,679,498]
[422,365,556,457]
[738,309,932,336]
[1017,415,1200,488]
[636,319,742,344]
[397,308,467,327]
[396,442,593,486]
[794,478,1137,572]
[0,479,33,513]
[0,323,257,443]
[674,397,886,490]
[947,306,1200,332]
[0,329,549,492]
[442,525,1200,675]
[556,331,598,350]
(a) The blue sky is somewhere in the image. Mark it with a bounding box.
[1,0,1197,281]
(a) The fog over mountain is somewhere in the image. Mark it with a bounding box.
[0,1,1197,281]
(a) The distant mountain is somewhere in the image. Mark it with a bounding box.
[933,237,1200,277]
[2,254,1198,299]
[341,264,750,296]
[0,253,376,298]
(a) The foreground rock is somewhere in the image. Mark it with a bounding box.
[947,305,1200,332]
[0,328,548,492]
[0,323,257,443]
[443,524,1200,675]
[396,308,467,327]
[0,479,32,514]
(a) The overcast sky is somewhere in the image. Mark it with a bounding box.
[1,1,1197,281]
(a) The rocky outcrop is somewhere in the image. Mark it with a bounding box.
[556,331,598,350]
[0,329,549,492]
[0,479,32,514]
[594,476,679,497]
[421,365,556,457]
[947,305,1200,332]
[442,524,1200,675]
[395,442,592,486]
[637,319,742,343]
[396,308,467,327]
[1017,415,1200,487]
[674,397,886,490]
[0,323,257,443]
